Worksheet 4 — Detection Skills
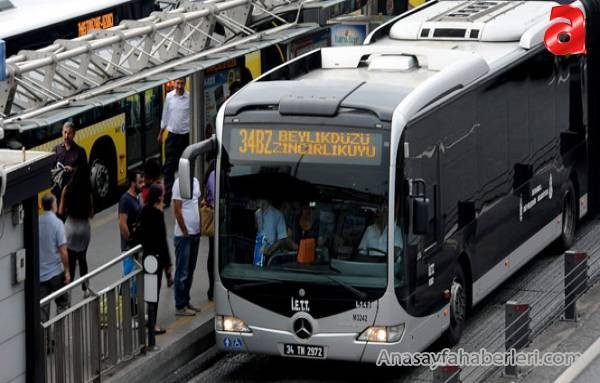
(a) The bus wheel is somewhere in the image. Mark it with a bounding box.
[559,181,577,249]
[90,155,115,208]
[443,266,467,346]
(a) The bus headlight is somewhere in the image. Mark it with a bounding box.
[357,323,405,343]
[216,315,252,333]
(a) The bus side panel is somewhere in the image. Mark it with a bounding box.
[582,0,600,213]
[472,51,584,303]
[404,111,456,317]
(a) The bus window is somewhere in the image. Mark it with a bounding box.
[476,77,508,197]
[405,113,440,247]
[527,51,556,162]
[507,61,530,167]
[218,126,394,301]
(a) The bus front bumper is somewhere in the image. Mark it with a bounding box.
[215,327,415,363]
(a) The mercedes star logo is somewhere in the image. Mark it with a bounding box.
[293,318,312,339]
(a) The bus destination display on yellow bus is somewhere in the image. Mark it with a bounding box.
[229,127,383,165]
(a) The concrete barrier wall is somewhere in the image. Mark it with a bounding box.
[0,209,26,383]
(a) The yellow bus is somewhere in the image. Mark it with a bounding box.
[1,22,336,209]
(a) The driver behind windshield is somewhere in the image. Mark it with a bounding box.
[358,208,403,256]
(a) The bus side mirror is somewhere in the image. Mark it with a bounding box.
[412,198,430,235]
[178,135,217,199]
[178,158,193,199]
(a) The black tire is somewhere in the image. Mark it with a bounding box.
[90,153,116,209]
[442,266,467,347]
[559,181,577,250]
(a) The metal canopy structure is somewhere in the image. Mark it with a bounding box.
[3,24,319,131]
[0,0,312,120]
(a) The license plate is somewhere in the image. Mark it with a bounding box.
[283,343,325,359]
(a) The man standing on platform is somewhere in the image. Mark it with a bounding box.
[119,170,144,275]
[172,175,202,316]
[39,193,70,323]
[158,78,190,208]
[52,121,87,206]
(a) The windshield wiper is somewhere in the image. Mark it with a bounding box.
[278,267,368,301]
[323,275,368,301]
[230,278,283,291]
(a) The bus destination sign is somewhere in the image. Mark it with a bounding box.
[78,13,115,36]
[229,128,382,165]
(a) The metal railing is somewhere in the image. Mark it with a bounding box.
[432,242,600,383]
[41,245,145,383]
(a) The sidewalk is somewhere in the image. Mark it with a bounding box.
[73,203,216,382]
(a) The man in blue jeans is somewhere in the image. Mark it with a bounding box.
[172,176,201,316]
[119,171,144,275]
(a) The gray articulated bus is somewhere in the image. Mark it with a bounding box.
[179,0,590,362]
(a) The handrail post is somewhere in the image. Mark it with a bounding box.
[123,278,134,358]
[73,309,84,382]
[432,365,461,383]
[106,289,119,368]
[563,250,588,322]
[90,297,101,382]
[504,301,531,378]
[136,252,147,353]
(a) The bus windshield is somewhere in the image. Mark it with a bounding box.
[218,125,403,303]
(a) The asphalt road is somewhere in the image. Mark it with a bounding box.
[170,213,600,383]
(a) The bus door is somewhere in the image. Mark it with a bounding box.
[143,87,163,160]
[124,94,143,166]
[405,134,454,317]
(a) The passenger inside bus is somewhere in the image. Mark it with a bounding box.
[287,203,320,250]
[254,199,287,256]
[287,202,321,264]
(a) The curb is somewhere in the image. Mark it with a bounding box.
[103,308,216,383]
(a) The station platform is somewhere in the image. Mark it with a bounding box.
[77,203,216,382]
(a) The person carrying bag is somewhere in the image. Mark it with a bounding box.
[200,198,214,237]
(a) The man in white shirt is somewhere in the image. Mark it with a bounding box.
[358,210,403,256]
[172,176,201,316]
[158,78,190,207]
